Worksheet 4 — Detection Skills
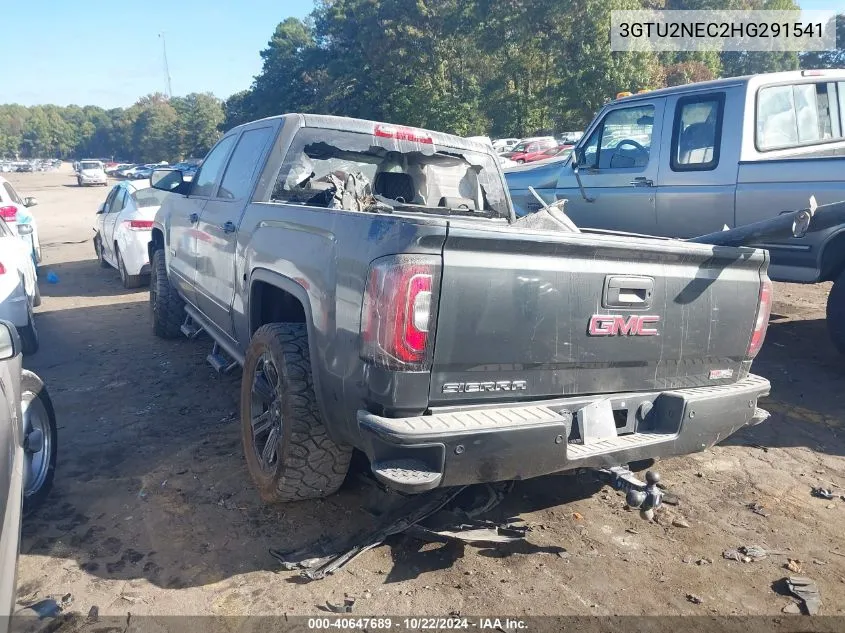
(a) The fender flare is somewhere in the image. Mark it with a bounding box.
[247,268,336,433]
[818,226,845,282]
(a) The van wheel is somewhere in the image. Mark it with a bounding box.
[241,323,352,503]
[150,249,184,338]
[826,270,845,355]
[21,370,57,516]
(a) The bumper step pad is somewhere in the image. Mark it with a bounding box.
[372,459,443,492]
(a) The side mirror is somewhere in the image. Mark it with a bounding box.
[23,196,37,207]
[151,168,188,194]
[0,320,21,360]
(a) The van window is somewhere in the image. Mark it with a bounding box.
[581,105,655,170]
[757,82,842,151]
[671,93,724,171]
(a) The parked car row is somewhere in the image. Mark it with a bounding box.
[491,132,582,161]
[0,160,61,173]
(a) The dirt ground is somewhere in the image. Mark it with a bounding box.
[8,166,845,619]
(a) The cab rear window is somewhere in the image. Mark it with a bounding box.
[756,81,844,151]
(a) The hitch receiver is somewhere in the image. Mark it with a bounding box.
[597,466,663,515]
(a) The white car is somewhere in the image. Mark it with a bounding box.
[493,138,520,153]
[76,159,108,186]
[93,180,169,288]
[0,176,42,267]
[0,218,39,354]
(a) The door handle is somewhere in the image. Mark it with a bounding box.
[603,276,654,309]
[222,221,236,234]
[189,213,199,224]
[630,177,654,187]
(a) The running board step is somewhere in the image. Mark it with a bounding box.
[180,315,204,340]
[207,342,238,374]
[371,459,443,494]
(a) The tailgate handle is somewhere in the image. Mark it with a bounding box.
[603,276,654,309]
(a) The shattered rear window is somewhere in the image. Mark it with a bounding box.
[269,127,509,219]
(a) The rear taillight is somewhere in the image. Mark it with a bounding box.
[0,206,17,221]
[361,255,440,370]
[124,220,154,230]
[747,277,773,359]
[0,262,5,274]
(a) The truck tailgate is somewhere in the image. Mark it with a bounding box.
[430,223,766,404]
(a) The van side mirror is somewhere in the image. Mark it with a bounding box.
[0,320,21,360]
[23,197,38,207]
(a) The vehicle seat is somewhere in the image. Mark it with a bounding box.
[678,122,715,165]
[374,172,415,203]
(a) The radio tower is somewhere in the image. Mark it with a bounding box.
[159,32,173,98]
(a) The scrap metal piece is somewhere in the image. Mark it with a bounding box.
[786,576,822,615]
[269,486,466,580]
[325,597,356,613]
[688,198,845,247]
[405,521,528,545]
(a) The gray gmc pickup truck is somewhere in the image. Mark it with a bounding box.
[148,113,771,504]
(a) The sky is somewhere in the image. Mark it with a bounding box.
[3,1,845,109]
[2,0,312,109]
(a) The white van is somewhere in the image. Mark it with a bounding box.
[76,160,108,187]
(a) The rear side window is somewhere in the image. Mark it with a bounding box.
[217,127,274,200]
[671,93,724,171]
[757,82,844,151]
[192,135,237,197]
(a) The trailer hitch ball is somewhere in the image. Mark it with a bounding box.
[626,470,663,512]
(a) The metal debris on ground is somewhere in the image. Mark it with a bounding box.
[786,576,822,615]
[404,520,528,545]
[723,545,770,563]
[686,593,704,605]
[270,482,522,581]
[60,594,72,607]
[747,502,771,517]
[325,597,356,613]
[811,487,834,500]
[696,558,712,566]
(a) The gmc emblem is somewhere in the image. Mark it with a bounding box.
[588,314,660,337]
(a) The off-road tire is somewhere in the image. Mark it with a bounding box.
[826,270,845,355]
[77,177,83,187]
[241,323,352,503]
[117,247,144,289]
[94,234,110,268]
[21,370,57,516]
[19,303,39,355]
[150,248,184,338]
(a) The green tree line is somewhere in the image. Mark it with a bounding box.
[3,0,843,160]
[0,93,223,162]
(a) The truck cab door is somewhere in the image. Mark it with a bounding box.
[194,125,276,337]
[556,99,664,234]
[168,134,238,308]
[655,90,738,238]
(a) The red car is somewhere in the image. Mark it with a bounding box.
[522,144,573,163]
[502,137,558,163]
